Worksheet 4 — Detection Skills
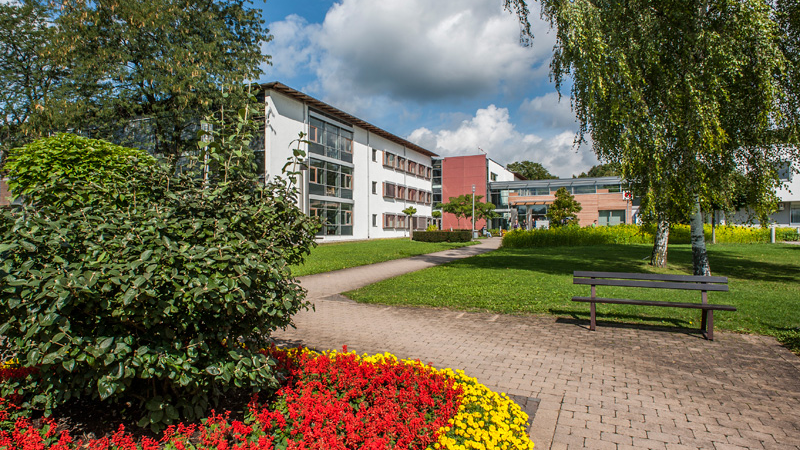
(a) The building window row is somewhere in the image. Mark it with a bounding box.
[382,182,432,205]
[309,158,353,200]
[511,183,623,197]
[310,200,353,236]
[381,151,432,180]
[383,214,432,230]
[309,116,354,163]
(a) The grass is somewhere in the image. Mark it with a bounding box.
[290,238,478,277]
[345,243,800,352]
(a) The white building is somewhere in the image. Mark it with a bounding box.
[258,82,436,241]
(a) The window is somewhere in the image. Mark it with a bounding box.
[372,148,377,162]
[383,182,396,198]
[791,205,800,224]
[384,152,396,167]
[372,181,377,194]
[311,200,353,236]
[408,189,417,202]
[598,210,626,226]
[384,214,396,228]
[408,161,417,175]
[417,164,425,177]
[396,157,406,172]
[373,214,377,227]
[396,186,406,200]
[573,185,597,194]
[309,158,353,199]
[600,184,622,193]
[490,172,498,182]
[427,167,432,179]
[308,114,353,163]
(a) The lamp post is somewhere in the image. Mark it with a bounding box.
[471,184,476,239]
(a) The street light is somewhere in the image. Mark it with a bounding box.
[471,184,476,239]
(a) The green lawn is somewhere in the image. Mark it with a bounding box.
[290,238,477,277]
[345,243,800,352]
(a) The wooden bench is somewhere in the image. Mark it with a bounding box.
[572,271,736,340]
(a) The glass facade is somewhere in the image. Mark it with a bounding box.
[309,159,353,200]
[308,116,353,163]
[598,210,626,226]
[310,200,353,236]
[791,205,800,224]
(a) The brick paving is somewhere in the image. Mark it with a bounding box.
[271,238,800,449]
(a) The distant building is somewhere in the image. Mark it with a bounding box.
[434,154,519,230]
[489,177,636,229]
[258,82,437,241]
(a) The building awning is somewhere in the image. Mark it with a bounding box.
[510,200,554,206]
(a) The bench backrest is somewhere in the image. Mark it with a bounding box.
[573,271,729,292]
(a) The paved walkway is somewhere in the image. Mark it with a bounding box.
[272,238,800,449]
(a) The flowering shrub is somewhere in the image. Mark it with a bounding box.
[0,349,534,449]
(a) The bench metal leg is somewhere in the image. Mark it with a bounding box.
[590,302,596,331]
[706,310,714,341]
[701,309,707,334]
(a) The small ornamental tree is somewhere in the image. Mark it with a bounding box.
[2,133,155,207]
[402,206,417,239]
[547,187,582,227]
[0,91,320,431]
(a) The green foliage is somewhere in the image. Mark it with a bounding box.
[501,223,799,248]
[546,187,582,227]
[426,224,439,232]
[440,194,494,228]
[502,224,652,248]
[506,161,557,180]
[402,206,418,217]
[412,231,473,243]
[0,0,271,157]
[0,98,320,431]
[576,164,618,178]
[3,133,155,207]
[0,1,64,152]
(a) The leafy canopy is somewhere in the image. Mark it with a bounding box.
[507,161,557,180]
[3,133,155,207]
[547,187,582,227]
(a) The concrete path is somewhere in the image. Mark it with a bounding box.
[272,238,800,449]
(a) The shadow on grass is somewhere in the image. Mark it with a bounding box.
[443,244,800,284]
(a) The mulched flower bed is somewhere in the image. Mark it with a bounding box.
[1,347,534,449]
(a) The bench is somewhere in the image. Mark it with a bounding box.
[572,271,736,340]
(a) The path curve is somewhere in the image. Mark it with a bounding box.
[272,238,800,449]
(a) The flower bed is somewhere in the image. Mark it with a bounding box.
[0,348,534,449]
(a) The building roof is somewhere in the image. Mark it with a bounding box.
[261,82,438,158]
[490,176,622,190]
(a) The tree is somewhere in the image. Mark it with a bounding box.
[439,195,471,228]
[1,0,271,159]
[0,1,65,154]
[0,92,320,430]
[402,206,417,239]
[576,164,619,178]
[507,161,558,180]
[547,187,582,227]
[476,201,499,226]
[505,0,796,275]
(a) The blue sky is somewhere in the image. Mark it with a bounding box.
[254,0,600,177]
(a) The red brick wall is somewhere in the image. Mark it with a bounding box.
[441,155,488,230]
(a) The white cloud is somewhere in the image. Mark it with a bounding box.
[519,92,578,130]
[408,105,598,178]
[261,14,321,81]
[264,0,555,119]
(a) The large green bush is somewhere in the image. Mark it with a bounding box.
[412,230,473,243]
[0,108,320,430]
[2,133,155,207]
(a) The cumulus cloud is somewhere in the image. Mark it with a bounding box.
[261,14,321,81]
[519,92,578,130]
[263,0,555,118]
[408,105,598,178]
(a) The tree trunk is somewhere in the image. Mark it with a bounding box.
[650,214,669,267]
[690,198,711,276]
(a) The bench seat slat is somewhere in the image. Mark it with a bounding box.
[573,278,729,291]
[571,296,737,311]
[574,271,728,284]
